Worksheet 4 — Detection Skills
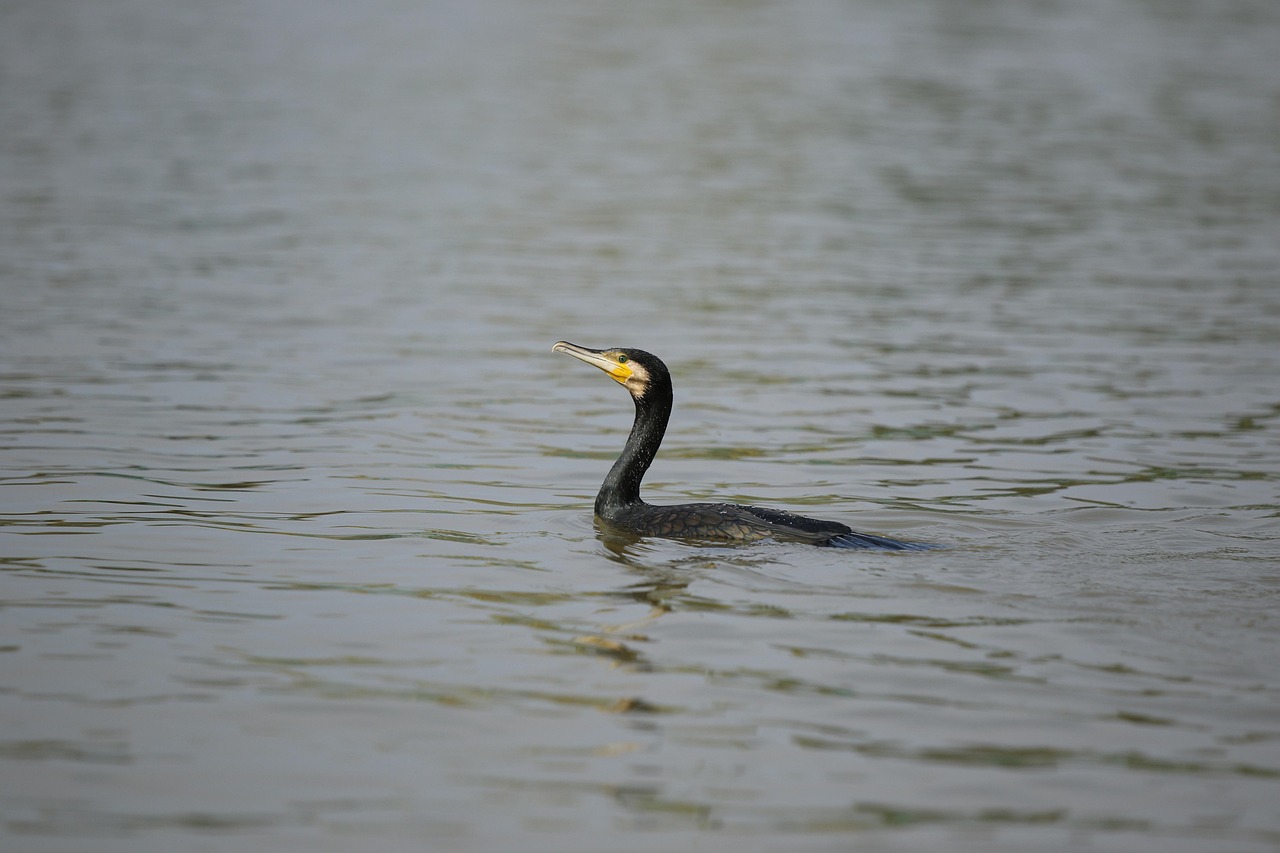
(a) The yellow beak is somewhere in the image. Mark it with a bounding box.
[552,341,633,385]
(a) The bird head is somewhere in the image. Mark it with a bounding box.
[552,341,667,401]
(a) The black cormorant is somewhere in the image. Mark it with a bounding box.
[552,341,932,551]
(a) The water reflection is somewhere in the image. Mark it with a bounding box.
[3,0,1280,848]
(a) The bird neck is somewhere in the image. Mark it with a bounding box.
[595,384,671,516]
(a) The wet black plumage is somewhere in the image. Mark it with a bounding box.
[552,341,931,551]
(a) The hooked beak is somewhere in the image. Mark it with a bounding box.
[552,341,633,385]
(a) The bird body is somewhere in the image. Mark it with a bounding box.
[552,341,931,551]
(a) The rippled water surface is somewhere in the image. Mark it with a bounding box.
[3,0,1279,850]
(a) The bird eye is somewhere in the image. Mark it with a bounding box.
[617,354,628,364]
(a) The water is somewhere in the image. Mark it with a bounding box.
[2,0,1279,850]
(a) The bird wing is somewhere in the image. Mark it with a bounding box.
[615,503,929,549]
[625,503,841,544]
[740,506,932,549]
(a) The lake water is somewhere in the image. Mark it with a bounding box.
[2,0,1279,850]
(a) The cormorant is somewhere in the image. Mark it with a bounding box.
[552,341,932,551]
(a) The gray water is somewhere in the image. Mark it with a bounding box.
[2,0,1279,850]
